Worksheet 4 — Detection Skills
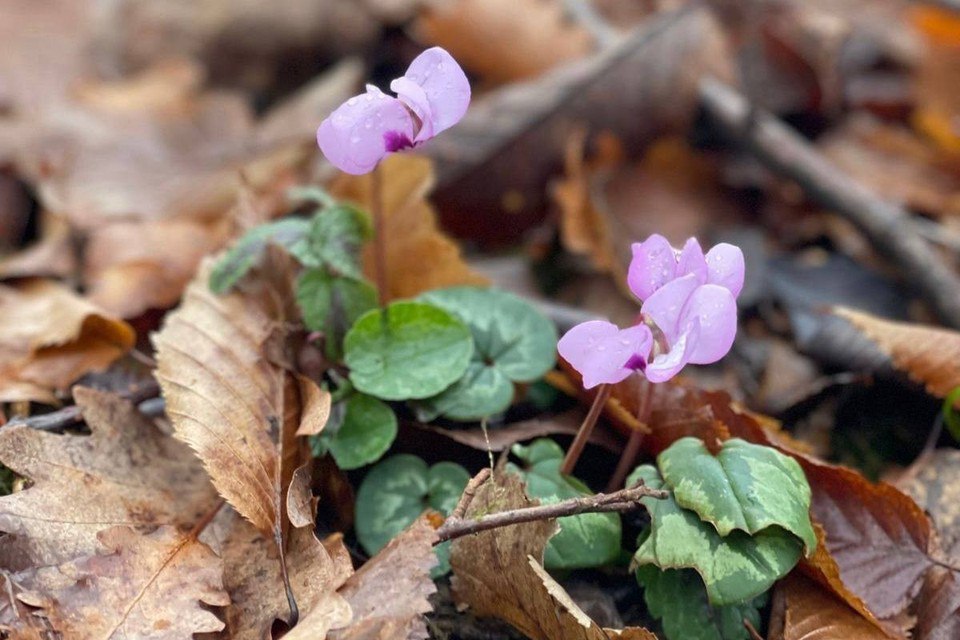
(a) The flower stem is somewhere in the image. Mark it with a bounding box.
[560,383,613,475]
[606,377,655,492]
[370,164,388,306]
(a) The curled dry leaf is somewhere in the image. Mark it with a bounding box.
[834,307,960,402]
[0,387,217,567]
[17,524,229,639]
[0,572,47,639]
[450,472,655,640]
[414,0,592,84]
[153,258,319,551]
[213,509,352,640]
[770,574,887,640]
[329,515,438,640]
[423,6,732,243]
[0,280,135,403]
[330,154,488,301]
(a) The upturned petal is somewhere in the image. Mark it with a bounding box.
[645,319,701,383]
[557,321,652,389]
[640,273,700,346]
[676,237,707,283]
[677,284,737,364]
[317,87,416,175]
[705,243,745,297]
[628,234,678,301]
[393,46,470,142]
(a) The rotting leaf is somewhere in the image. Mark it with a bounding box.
[0,387,217,567]
[769,574,887,640]
[450,472,655,639]
[17,525,229,639]
[329,154,488,301]
[0,280,135,404]
[213,508,353,640]
[329,515,439,640]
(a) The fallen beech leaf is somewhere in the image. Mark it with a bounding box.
[450,472,655,639]
[0,387,217,566]
[424,7,731,244]
[0,214,76,281]
[914,566,960,640]
[0,280,135,403]
[329,515,438,640]
[770,574,886,640]
[153,258,317,554]
[330,154,488,301]
[214,509,352,639]
[18,524,228,639]
[415,0,592,83]
[834,307,960,402]
[899,449,960,556]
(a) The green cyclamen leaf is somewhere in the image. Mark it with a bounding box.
[296,269,377,350]
[307,204,372,280]
[344,301,473,401]
[658,437,817,555]
[325,393,397,470]
[507,438,621,570]
[415,286,557,420]
[354,455,470,575]
[637,565,766,640]
[209,218,311,294]
[628,465,803,606]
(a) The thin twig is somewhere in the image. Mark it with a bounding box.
[699,77,960,330]
[8,379,161,432]
[450,468,492,520]
[743,618,763,640]
[435,482,666,544]
[562,0,618,47]
[561,383,613,475]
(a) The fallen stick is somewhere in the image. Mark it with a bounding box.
[8,380,162,431]
[699,77,960,330]
[434,481,666,544]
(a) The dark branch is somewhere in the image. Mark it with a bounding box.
[9,380,162,432]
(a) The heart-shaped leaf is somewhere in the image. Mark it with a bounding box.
[209,218,311,293]
[297,269,377,356]
[306,204,371,280]
[507,438,621,569]
[658,437,817,554]
[319,393,397,470]
[344,301,473,401]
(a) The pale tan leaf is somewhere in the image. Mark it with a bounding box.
[214,509,352,640]
[450,472,655,640]
[18,525,228,639]
[330,515,439,640]
[330,154,488,301]
[834,307,960,401]
[0,388,217,567]
[771,574,890,640]
[415,0,592,84]
[286,464,315,529]
[0,280,134,403]
[295,375,331,437]
[153,257,306,537]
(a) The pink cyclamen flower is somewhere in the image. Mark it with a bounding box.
[558,235,744,388]
[317,47,470,175]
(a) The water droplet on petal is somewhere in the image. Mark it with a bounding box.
[347,97,358,106]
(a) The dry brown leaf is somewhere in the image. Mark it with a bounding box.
[0,280,134,403]
[0,214,76,281]
[415,0,592,84]
[450,472,655,640]
[770,574,887,640]
[0,572,48,640]
[212,509,352,639]
[834,307,960,401]
[330,515,438,640]
[914,565,960,640]
[17,524,228,639]
[330,154,488,300]
[0,387,217,567]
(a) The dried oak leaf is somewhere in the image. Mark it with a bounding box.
[414,0,592,84]
[329,514,439,640]
[0,280,135,403]
[17,524,228,639]
[0,387,217,567]
[211,508,352,639]
[450,472,655,639]
[153,257,322,550]
[329,154,488,301]
[769,574,886,640]
[834,307,960,401]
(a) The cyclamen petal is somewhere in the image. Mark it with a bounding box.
[395,46,471,139]
[558,321,653,389]
[317,87,415,175]
[705,243,745,297]
[677,284,737,365]
[645,319,701,383]
[640,273,701,346]
[676,238,707,283]
[628,234,678,301]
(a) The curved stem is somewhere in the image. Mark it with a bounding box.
[560,383,613,475]
[371,165,389,307]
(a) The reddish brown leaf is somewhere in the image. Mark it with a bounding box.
[914,566,960,640]
[0,388,217,567]
[770,574,890,640]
